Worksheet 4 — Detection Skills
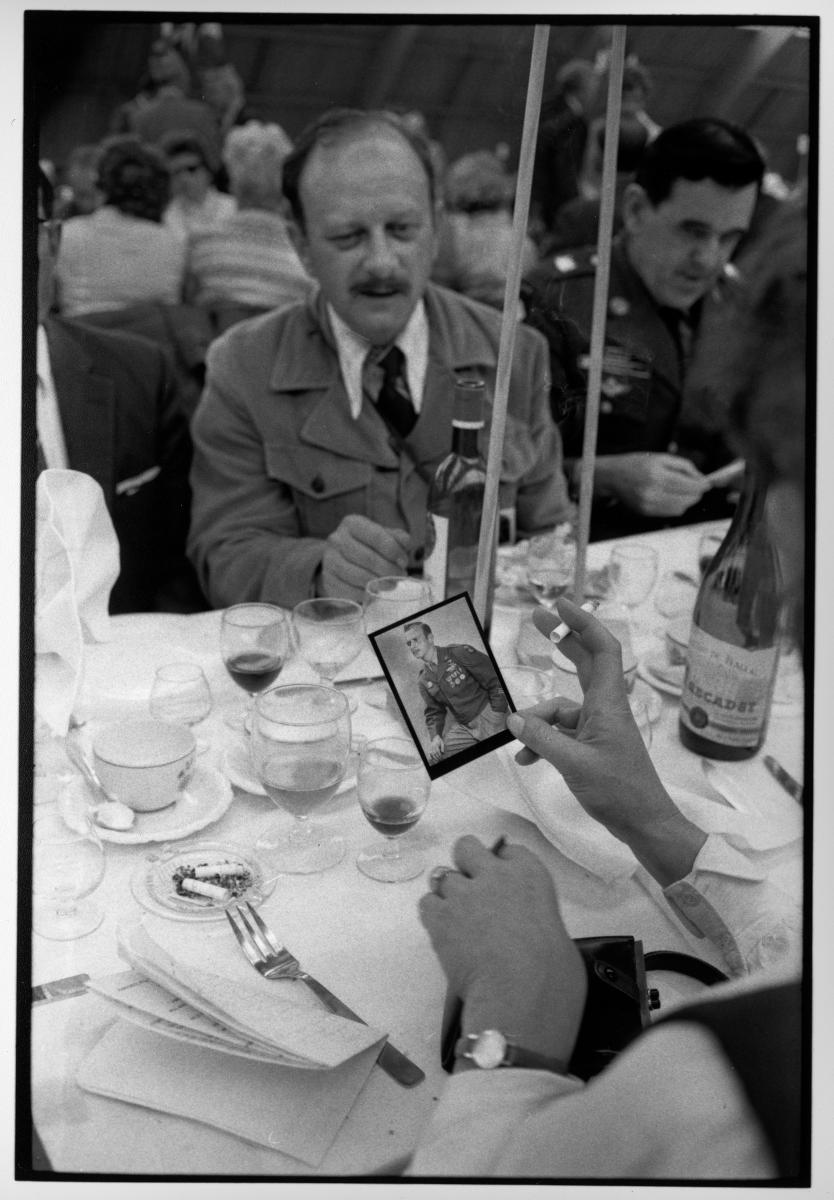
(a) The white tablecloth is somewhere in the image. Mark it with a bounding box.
[28,523,804,1178]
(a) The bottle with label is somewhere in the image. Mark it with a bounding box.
[679,469,782,760]
[423,376,495,626]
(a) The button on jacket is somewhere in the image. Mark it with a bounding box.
[188,284,573,609]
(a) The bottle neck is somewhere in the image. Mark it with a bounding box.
[451,422,483,458]
[733,467,767,532]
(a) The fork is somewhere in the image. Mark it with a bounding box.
[226,902,425,1088]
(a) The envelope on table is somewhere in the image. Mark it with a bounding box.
[77,1020,379,1167]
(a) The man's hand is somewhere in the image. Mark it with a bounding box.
[427,734,445,763]
[595,452,708,516]
[418,836,587,1063]
[320,515,410,602]
[506,599,706,886]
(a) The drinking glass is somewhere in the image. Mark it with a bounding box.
[525,526,576,609]
[609,543,659,609]
[149,663,212,729]
[291,598,366,688]
[251,684,351,873]
[220,604,289,732]
[356,737,431,882]
[500,664,552,708]
[362,576,433,633]
[33,810,105,940]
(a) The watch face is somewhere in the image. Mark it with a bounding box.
[471,1029,507,1069]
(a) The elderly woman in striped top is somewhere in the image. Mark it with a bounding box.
[184,120,313,333]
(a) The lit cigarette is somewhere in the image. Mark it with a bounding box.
[549,599,601,644]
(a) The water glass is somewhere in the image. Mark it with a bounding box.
[500,664,552,708]
[525,525,576,609]
[363,576,433,633]
[251,684,351,873]
[149,663,212,726]
[356,738,431,882]
[33,810,106,940]
[291,598,365,686]
[609,543,659,609]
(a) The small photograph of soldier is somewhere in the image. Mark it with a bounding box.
[370,594,513,776]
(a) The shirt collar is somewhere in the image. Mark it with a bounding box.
[326,301,429,421]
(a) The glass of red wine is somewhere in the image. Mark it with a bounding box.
[250,684,351,873]
[220,603,289,732]
[356,737,431,882]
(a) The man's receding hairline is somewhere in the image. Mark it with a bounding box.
[298,123,433,196]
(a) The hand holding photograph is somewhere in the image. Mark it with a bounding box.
[368,592,515,780]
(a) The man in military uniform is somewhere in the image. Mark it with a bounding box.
[523,118,765,541]
[404,622,508,763]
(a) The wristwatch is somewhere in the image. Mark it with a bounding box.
[455,1029,570,1074]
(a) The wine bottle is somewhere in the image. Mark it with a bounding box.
[423,376,495,623]
[679,469,782,760]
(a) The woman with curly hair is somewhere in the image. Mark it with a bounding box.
[54,135,188,317]
[184,120,312,331]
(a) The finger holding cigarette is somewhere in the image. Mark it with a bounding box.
[547,599,601,644]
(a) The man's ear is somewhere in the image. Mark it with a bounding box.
[621,182,651,234]
[288,218,312,273]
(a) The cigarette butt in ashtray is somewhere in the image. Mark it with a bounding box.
[549,600,601,644]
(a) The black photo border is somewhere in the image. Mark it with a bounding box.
[367,590,516,781]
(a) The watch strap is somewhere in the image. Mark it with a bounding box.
[456,1031,570,1074]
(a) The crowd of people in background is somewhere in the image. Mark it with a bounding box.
[34,27,807,616]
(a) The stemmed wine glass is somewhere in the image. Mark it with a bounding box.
[291,599,366,701]
[609,543,659,610]
[356,737,431,882]
[362,576,433,633]
[33,810,106,940]
[149,662,213,752]
[220,603,289,732]
[525,525,576,609]
[250,684,351,873]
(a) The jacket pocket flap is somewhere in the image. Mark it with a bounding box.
[264,442,373,499]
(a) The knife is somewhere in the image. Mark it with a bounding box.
[32,973,90,1004]
[298,974,425,1088]
[764,755,804,804]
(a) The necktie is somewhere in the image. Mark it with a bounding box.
[373,345,417,438]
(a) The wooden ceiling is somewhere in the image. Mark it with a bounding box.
[29,16,814,184]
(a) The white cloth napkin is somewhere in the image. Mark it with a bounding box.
[506,753,802,885]
[35,469,120,735]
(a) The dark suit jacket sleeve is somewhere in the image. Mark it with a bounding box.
[187,334,326,608]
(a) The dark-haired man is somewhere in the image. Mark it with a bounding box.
[188,108,573,610]
[404,622,508,763]
[524,118,765,540]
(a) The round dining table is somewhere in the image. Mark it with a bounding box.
[27,521,805,1179]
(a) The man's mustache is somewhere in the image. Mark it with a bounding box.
[351,276,409,294]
